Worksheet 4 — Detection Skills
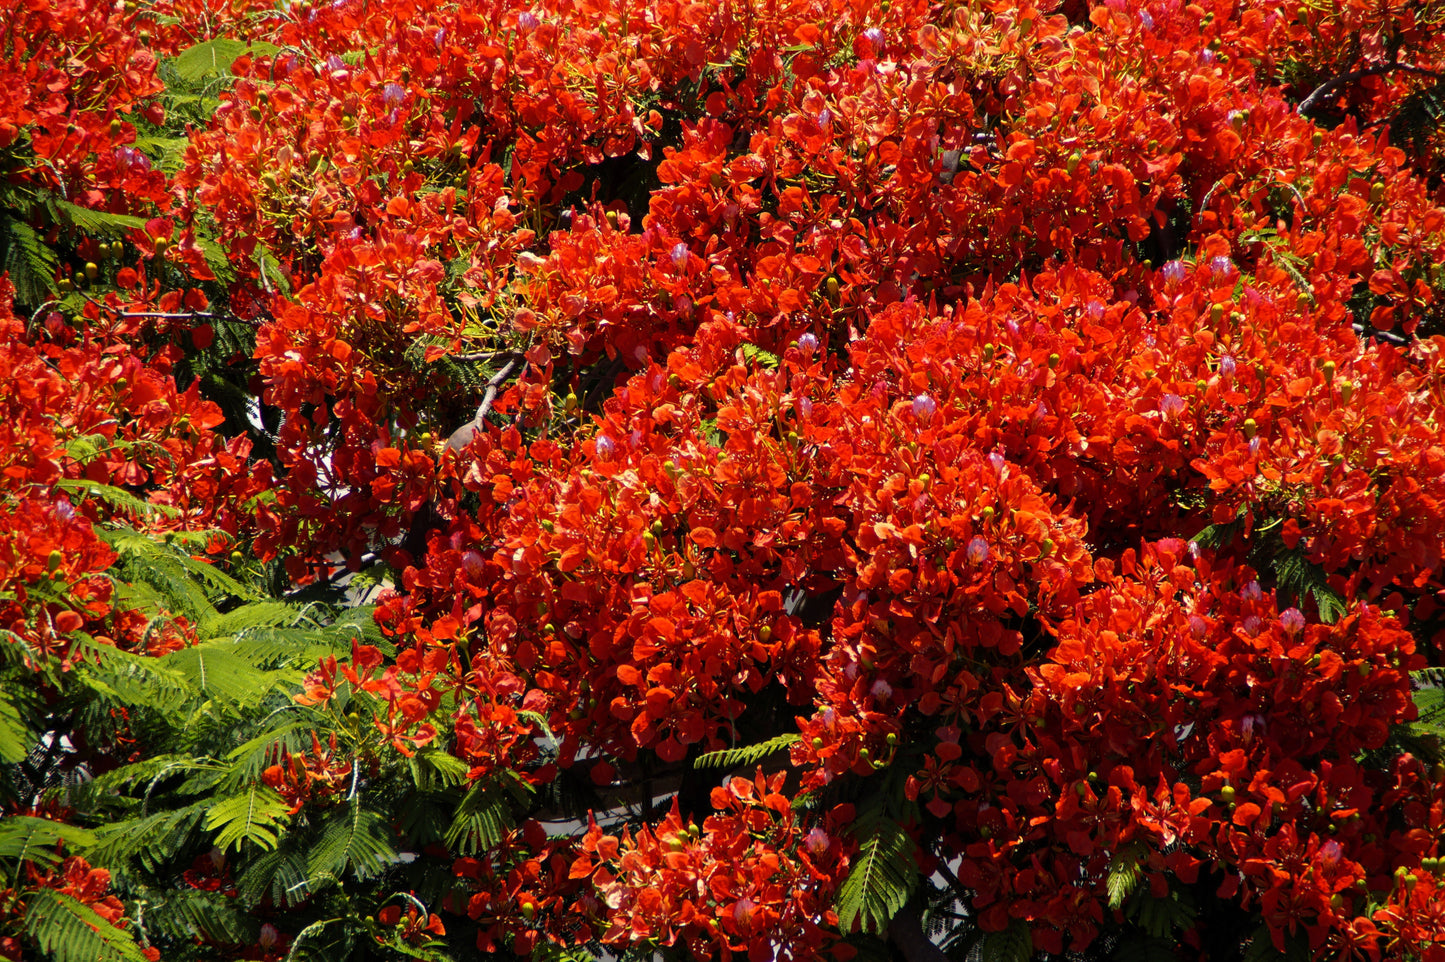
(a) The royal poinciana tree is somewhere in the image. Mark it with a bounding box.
[3,0,1445,959]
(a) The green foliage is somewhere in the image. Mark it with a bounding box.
[0,818,97,869]
[740,342,780,368]
[1106,847,1144,911]
[1124,887,1197,941]
[1395,668,1445,764]
[308,801,401,882]
[206,785,293,853]
[1389,78,1445,155]
[835,810,918,935]
[140,886,258,945]
[693,732,799,769]
[0,689,38,764]
[978,919,1033,962]
[23,889,150,962]
[47,199,149,237]
[1,216,59,307]
[446,774,528,854]
[1270,547,1345,624]
[172,38,281,83]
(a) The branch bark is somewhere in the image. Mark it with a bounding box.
[1298,62,1443,118]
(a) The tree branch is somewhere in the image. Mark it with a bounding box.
[1353,321,1413,347]
[1299,62,1443,118]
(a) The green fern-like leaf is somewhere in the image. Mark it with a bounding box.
[221,718,315,787]
[70,636,189,711]
[1272,548,1345,624]
[89,803,207,871]
[1190,517,1241,552]
[308,801,401,881]
[408,749,470,791]
[49,199,149,236]
[835,811,919,934]
[445,780,516,855]
[740,342,780,368]
[172,38,280,82]
[1413,668,1445,727]
[3,216,59,307]
[1388,78,1445,152]
[206,785,291,853]
[978,919,1033,962]
[0,687,39,764]
[54,479,180,520]
[103,528,258,616]
[1125,888,1197,940]
[24,889,150,962]
[161,642,295,709]
[236,847,314,906]
[139,886,258,944]
[1107,847,1144,910]
[693,733,800,769]
[0,817,97,870]
[66,753,197,811]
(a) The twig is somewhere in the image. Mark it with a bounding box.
[1353,322,1413,347]
[1299,63,1444,118]
[472,355,521,424]
[118,311,220,320]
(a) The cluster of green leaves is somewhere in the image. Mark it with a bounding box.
[1,527,482,962]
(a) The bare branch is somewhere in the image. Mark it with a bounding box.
[1299,62,1443,118]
